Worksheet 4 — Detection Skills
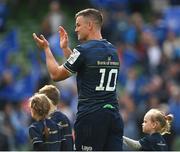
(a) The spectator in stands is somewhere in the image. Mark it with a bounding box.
[0,112,9,150]
[46,0,64,35]
[163,30,180,61]
[0,0,8,32]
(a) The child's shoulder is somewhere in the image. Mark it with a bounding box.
[29,121,44,130]
[51,110,68,119]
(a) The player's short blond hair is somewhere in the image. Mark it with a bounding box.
[75,8,103,28]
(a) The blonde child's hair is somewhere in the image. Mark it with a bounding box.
[29,93,51,118]
[29,93,51,140]
[147,109,174,135]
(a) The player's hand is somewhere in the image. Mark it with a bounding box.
[58,26,69,49]
[33,33,49,49]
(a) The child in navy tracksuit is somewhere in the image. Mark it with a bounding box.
[123,108,173,151]
[29,94,63,151]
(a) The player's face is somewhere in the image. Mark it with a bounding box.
[142,113,156,134]
[75,16,90,42]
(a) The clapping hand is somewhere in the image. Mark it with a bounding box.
[33,33,49,49]
[58,26,69,49]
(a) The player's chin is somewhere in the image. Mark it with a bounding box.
[78,36,86,42]
[78,35,81,41]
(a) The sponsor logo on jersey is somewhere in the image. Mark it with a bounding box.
[58,121,69,128]
[67,49,80,64]
[81,145,92,151]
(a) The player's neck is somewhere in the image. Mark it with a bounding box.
[87,30,102,41]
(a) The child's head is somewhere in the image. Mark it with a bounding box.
[38,85,60,106]
[142,109,173,135]
[29,93,51,121]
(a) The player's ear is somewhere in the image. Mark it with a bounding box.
[88,21,93,30]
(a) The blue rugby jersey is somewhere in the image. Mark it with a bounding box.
[29,118,63,151]
[139,133,168,151]
[64,39,120,118]
[49,110,73,150]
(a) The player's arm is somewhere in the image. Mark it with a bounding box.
[58,26,72,59]
[123,136,141,150]
[33,33,71,81]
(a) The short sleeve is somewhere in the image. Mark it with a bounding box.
[29,125,43,144]
[63,47,84,73]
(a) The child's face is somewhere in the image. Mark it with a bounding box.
[142,112,156,134]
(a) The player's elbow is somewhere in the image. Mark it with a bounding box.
[49,65,70,81]
[50,73,60,81]
[50,72,67,81]
[49,70,60,81]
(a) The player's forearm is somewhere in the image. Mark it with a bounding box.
[123,136,141,150]
[44,47,61,80]
[62,47,72,59]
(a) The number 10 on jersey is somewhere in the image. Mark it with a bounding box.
[95,68,118,91]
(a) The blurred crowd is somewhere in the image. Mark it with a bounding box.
[0,0,179,150]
